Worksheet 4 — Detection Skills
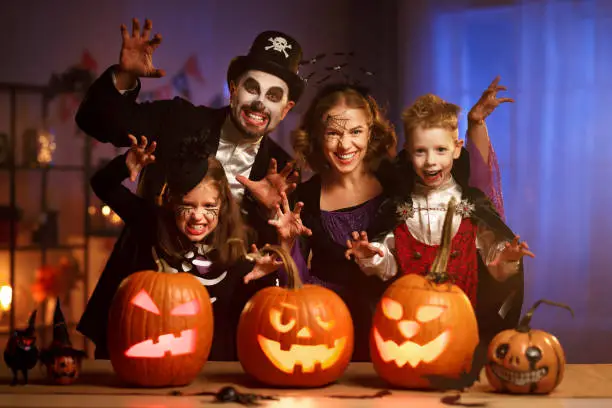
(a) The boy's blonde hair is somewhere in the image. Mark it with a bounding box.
[402,94,461,145]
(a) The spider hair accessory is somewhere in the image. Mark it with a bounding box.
[297,51,375,88]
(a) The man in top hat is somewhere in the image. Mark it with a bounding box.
[75,18,306,359]
[76,18,304,225]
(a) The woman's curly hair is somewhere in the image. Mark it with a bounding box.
[291,83,397,174]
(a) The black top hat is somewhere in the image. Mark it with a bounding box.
[40,298,86,363]
[227,31,306,102]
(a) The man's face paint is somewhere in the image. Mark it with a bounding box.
[230,70,295,140]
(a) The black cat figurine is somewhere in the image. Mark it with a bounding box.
[3,310,39,385]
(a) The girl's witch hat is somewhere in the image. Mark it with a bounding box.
[40,297,86,364]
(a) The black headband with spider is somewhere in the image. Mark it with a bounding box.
[297,51,376,92]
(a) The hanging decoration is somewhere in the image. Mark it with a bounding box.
[138,55,204,102]
[46,50,98,123]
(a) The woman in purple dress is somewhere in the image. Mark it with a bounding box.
[269,83,398,361]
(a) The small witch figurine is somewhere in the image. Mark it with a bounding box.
[3,309,39,385]
[39,297,86,385]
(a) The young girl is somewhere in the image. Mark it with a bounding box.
[77,134,281,361]
[347,94,534,343]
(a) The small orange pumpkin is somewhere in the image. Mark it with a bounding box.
[485,299,574,394]
[370,197,479,389]
[237,245,354,387]
[107,270,214,387]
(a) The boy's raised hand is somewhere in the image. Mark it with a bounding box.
[345,231,384,261]
[126,134,156,182]
[468,76,514,124]
[490,235,536,266]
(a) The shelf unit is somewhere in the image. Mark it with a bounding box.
[0,82,93,354]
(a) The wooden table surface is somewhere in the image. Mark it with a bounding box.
[1,361,611,407]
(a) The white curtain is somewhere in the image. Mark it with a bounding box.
[416,0,612,362]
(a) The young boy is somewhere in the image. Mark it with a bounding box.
[347,94,534,342]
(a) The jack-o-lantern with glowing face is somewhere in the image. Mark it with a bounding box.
[107,270,214,387]
[486,299,574,394]
[237,246,354,387]
[370,273,479,389]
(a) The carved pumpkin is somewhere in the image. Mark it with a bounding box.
[39,297,86,385]
[371,197,479,389]
[237,245,354,387]
[107,270,214,387]
[47,355,80,385]
[485,299,574,394]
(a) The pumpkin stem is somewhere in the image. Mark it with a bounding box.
[261,244,303,290]
[227,238,249,258]
[228,238,267,263]
[517,299,575,332]
[428,197,457,283]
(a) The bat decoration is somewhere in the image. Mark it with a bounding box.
[441,394,487,407]
[425,338,489,406]
[426,338,489,391]
[3,309,39,386]
[169,386,279,406]
[498,290,516,319]
[39,297,87,385]
[329,390,392,399]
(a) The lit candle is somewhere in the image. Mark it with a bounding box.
[0,285,12,312]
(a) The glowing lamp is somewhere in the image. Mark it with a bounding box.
[0,285,12,312]
[107,271,213,387]
[237,246,354,387]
